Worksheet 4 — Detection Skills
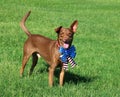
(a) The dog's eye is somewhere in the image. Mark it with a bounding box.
[60,32,64,36]
[61,32,64,34]
[68,33,72,37]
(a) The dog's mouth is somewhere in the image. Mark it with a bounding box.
[58,37,73,49]
[61,40,72,49]
[63,43,69,49]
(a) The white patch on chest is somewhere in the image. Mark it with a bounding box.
[37,54,41,58]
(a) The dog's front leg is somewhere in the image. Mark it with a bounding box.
[59,67,65,86]
[49,67,55,87]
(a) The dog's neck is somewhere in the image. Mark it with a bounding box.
[56,40,60,48]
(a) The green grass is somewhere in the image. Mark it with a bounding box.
[0,0,120,97]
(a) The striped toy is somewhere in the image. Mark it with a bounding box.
[59,45,77,70]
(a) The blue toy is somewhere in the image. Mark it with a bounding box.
[59,45,77,70]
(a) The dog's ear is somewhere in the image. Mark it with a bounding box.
[55,26,62,33]
[70,20,78,33]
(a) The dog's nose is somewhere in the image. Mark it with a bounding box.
[63,36,68,40]
[64,40,71,44]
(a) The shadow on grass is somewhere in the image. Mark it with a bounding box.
[54,69,97,85]
[37,66,97,85]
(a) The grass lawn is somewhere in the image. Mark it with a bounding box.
[0,0,120,97]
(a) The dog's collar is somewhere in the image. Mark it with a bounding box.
[56,41,60,48]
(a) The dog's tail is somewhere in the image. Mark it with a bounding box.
[20,11,31,36]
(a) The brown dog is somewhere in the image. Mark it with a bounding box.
[20,11,78,87]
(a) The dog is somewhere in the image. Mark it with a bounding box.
[20,11,78,87]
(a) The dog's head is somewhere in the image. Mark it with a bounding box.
[55,20,78,49]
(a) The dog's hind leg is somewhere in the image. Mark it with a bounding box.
[29,52,38,75]
[20,52,31,77]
